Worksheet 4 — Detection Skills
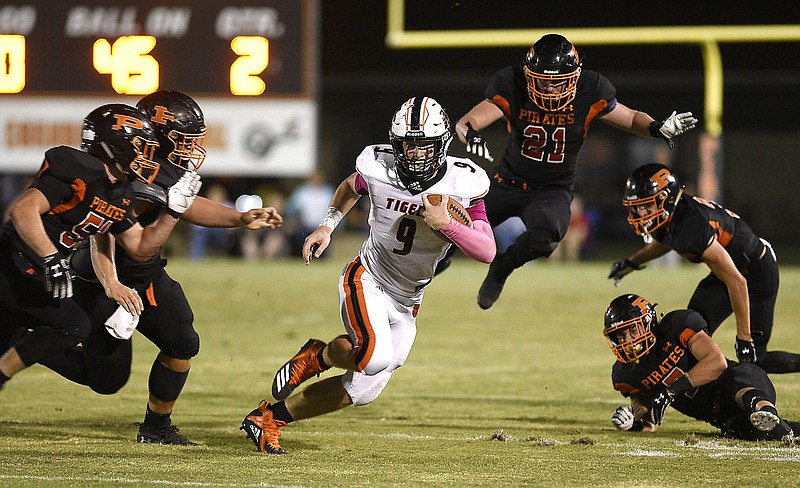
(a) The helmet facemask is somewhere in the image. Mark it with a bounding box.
[523,65,581,112]
[624,190,673,241]
[604,313,657,363]
[128,135,161,184]
[166,128,207,171]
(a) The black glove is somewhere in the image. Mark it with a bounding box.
[464,122,493,162]
[608,258,645,286]
[649,375,693,425]
[735,337,757,363]
[43,252,73,299]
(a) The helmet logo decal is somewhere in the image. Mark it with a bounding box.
[150,105,176,125]
[632,296,650,314]
[650,168,672,190]
[111,114,145,131]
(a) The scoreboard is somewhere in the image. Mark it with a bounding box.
[0,0,318,176]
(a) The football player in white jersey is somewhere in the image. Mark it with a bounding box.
[240,97,496,454]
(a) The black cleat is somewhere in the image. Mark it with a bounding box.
[136,422,198,445]
[750,410,795,441]
[477,260,510,309]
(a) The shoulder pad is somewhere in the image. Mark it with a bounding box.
[131,181,168,205]
[41,146,105,183]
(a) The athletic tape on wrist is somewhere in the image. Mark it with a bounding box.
[320,207,344,230]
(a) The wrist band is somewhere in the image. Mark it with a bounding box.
[319,207,344,230]
[165,208,183,219]
[648,120,664,139]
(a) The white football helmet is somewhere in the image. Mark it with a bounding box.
[389,96,452,183]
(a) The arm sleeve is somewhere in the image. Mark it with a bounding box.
[441,218,495,263]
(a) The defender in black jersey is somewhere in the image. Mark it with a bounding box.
[36,91,283,444]
[609,163,800,374]
[604,294,797,441]
[0,103,198,390]
[443,33,697,309]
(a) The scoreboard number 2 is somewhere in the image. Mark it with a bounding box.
[230,36,269,96]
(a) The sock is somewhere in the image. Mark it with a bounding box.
[142,405,172,429]
[268,401,294,424]
[317,348,329,369]
[741,389,774,414]
[759,405,779,417]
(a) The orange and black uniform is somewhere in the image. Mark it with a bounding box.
[483,66,616,264]
[41,162,198,394]
[0,146,136,366]
[612,309,786,440]
[651,194,798,373]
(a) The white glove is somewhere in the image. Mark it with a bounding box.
[104,305,140,340]
[611,405,636,431]
[658,111,698,139]
[167,171,202,217]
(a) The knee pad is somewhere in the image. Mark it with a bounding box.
[174,329,200,359]
[509,228,558,262]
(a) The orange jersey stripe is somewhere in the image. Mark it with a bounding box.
[50,178,87,214]
[583,99,609,138]
[145,281,157,307]
[342,257,376,372]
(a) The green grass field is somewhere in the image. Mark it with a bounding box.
[2,248,800,487]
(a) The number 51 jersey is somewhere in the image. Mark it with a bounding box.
[355,143,490,305]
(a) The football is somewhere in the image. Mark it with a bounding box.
[424,194,472,241]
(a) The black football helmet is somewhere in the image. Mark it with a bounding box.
[523,34,582,111]
[81,103,160,184]
[604,294,658,364]
[623,164,681,240]
[389,96,452,184]
[137,90,207,171]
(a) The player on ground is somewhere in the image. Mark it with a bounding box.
[0,104,200,390]
[440,33,697,309]
[608,163,800,373]
[605,293,798,441]
[37,91,283,445]
[240,96,496,454]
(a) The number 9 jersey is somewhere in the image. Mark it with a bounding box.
[355,143,490,305]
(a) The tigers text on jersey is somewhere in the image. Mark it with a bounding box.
[0,146,137,271]
[653,195,763,270]
[355,144,490,305]
[612,309,725,425]
[486,66,616,190]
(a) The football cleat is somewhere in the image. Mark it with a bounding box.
[240,400,286,454]
[135,422,197,445]
[750,410,781,432]
[477,260,511,310]
[271,339,329,400]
